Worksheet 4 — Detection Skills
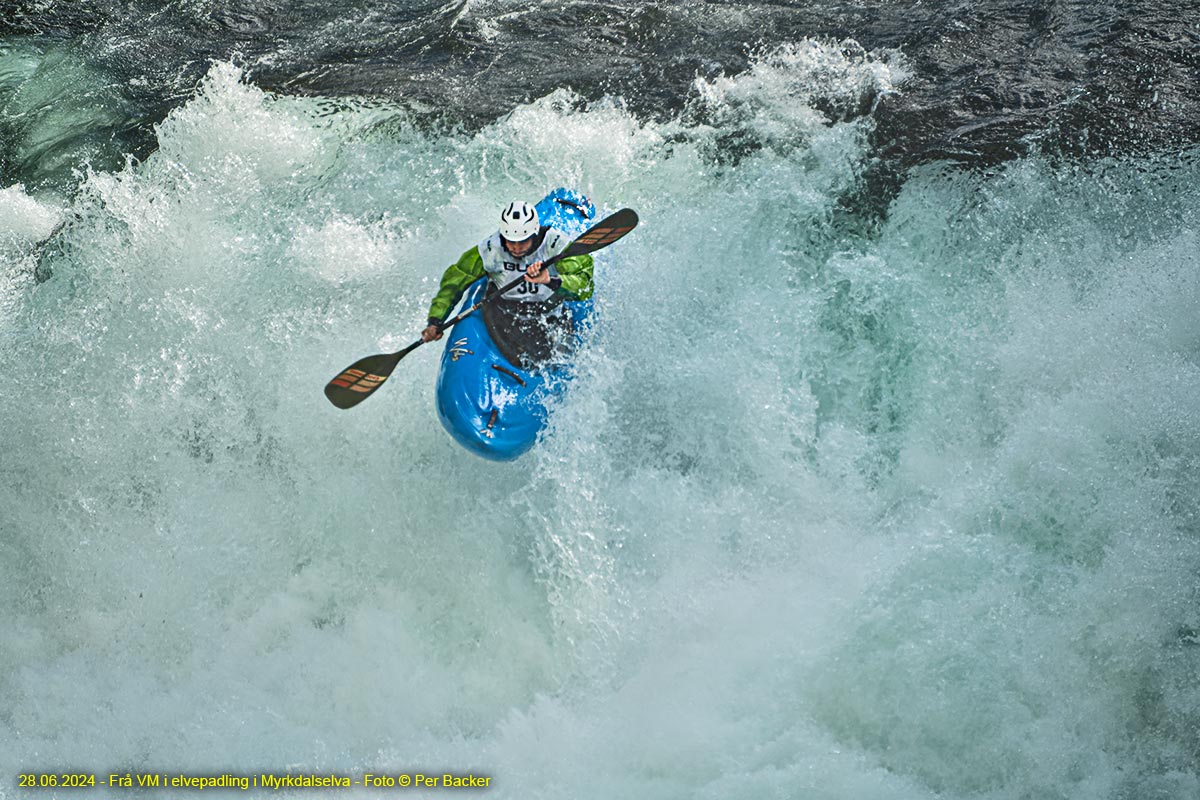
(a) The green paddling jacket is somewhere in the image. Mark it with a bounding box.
[426,227,595,326]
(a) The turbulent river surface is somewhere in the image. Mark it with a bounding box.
[1,2,1198,799]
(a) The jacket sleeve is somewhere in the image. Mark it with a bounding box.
[550,253,594,301]
[427,247,486,323]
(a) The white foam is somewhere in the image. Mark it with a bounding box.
[1,50,1197,800]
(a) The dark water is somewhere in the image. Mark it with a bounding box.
[3,0,1199,191]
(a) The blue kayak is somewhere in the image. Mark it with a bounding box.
[435,188,597,460]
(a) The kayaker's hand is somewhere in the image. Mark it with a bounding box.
[421,323,443,342]
[525,261,550,284]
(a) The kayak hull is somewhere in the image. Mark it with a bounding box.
[435,189,596,460]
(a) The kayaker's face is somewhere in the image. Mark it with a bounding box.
[503,236,535,258]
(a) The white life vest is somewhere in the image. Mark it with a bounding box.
[477,227,570,304]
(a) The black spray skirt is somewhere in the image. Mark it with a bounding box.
[482,288,575,369]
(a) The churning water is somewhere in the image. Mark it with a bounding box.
[2,4,1199,799]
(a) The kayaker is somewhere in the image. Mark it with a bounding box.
[421,200,595,364]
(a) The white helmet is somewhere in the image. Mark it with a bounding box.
[499,200,539,242]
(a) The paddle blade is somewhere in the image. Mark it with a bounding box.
[324,347,411,409]
[562,208,639,257]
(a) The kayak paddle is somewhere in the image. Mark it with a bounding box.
[324,207,638,410]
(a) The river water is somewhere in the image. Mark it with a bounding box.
[1,3,1198,798]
